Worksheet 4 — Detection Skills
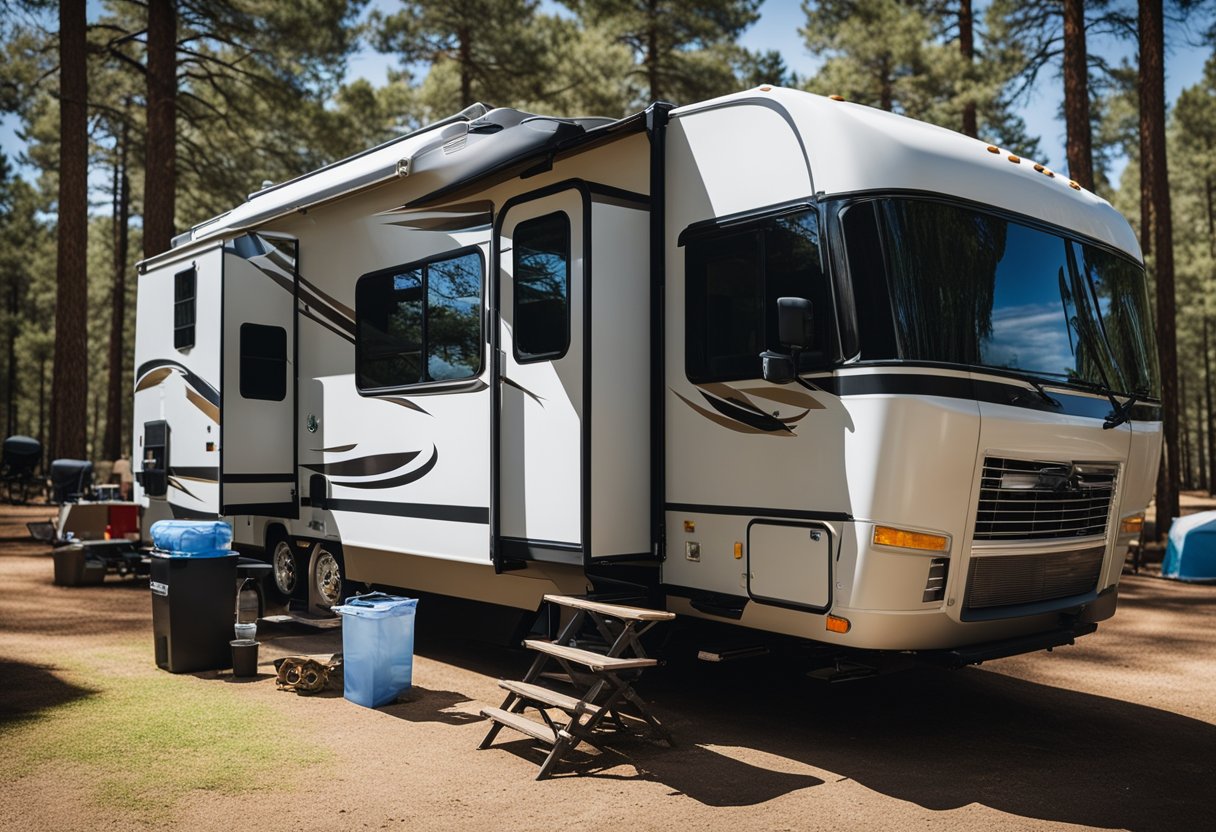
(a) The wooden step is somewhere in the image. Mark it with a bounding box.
[480,707,557,745]
[544,594,676,622]
[523,639,658,672]
[499,679,601,716]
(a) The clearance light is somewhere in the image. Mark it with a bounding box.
[1069,180,1082,190]
[986,145,1000,154]
[1121,514,1145,535]
[760,85,772,92]
[829,94,845,101]
[1034,163,1045,172]
[826,615,851,634]
[873,525,950,552]
[734,541,743,560]
[1043,168,1055,178]
[1008,154,1021,164]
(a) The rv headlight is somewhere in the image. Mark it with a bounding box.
[872,525,950,553]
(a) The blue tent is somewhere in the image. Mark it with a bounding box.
[1163,511,1216,582]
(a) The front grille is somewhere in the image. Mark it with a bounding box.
[974,457,1117,541]
[965,547,1104,610]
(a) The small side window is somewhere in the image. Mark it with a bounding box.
[513,212,570,362]
[174,266,196,350]
[239,323,287,401]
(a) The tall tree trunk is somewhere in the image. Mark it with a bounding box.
[1180,375,1191,488]
[1206,175,1215,495]
[879,54,893,112]
[5,277,18,438]
[1141,0,1180,535]
[50,0,89,462]
[457,27,472,107]
[646,0,661,102]
[959,0,977,138]
[104,116,130,461]
[1195,376,1205,490]
[1062,0,1094,190]
[144,0,177,259]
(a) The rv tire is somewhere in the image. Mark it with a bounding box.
[310,543,349,612]
[268,534,299,602]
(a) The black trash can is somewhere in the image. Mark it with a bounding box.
[150,551,238,673]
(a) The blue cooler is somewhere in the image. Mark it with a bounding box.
[333,593,418,707]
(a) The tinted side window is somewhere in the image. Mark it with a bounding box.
[174,267,196,350]
[513,212,570,362]
[355,251,483,391]
[239,323,287,401]
[685,209,829,383]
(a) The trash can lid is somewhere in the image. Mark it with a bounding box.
[333,592,418,618]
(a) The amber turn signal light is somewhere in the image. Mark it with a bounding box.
[1120,515,1145,535]
[873,525,950,552]
[826,615,851,634]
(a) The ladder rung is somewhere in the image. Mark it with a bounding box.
[544,594,676,621]
[524,640,658,672]
[480,707,557,745]
[499,679,601,716]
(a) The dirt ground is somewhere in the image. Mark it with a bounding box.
[1,504,1213,832]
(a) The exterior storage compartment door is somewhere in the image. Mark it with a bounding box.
[747,520,832,612]
[220,237,298,517]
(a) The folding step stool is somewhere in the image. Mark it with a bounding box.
[478,594,676,779]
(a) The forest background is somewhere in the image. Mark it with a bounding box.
[1,0,1214,537]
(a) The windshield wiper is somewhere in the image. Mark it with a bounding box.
[1062,377,1141,429]
[1022,377,1061,408]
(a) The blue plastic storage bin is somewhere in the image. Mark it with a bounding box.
[333,593,418,708]
[149,520,233,557]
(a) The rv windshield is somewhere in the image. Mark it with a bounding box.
[864,198,1159,399]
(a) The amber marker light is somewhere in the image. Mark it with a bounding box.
[1008,154,1021,164]
[873,525,950,552]
[826,615,851,634]
[734,541,743,559]
[829,94,845,101]
[1121,514,1145,535]
[986,145,1000,154]
[1070,180,1082,190]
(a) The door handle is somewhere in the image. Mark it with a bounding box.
[498,349,506,378]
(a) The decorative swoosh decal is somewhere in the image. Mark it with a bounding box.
[311,444,357,453]
[135,359,220,406]
[384,397,432,416]
[167,476,199,500]
[674,382,819,436]
[330,446,439,490]
[503,376,544,406]
[302,450,421,478]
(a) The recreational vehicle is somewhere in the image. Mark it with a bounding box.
[132,87,1161,662]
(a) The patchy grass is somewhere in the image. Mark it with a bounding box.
[0,640,329,819]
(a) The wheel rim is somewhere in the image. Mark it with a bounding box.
[273,541,297,595]
[314,548,343,608]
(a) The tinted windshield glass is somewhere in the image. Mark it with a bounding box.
[874,199,1156,397]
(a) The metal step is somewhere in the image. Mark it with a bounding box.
[479,707,557,745]
[498,680,601,717]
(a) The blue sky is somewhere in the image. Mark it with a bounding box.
[1,0,1211,194]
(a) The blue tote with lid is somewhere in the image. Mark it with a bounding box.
[333,592,418,707]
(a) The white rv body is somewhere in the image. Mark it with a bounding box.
[133,88,1162,657]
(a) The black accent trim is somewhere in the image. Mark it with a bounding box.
[959,589,1100,623]
[223,501,298,516]
[169,466,219,480]
[811,369,1163,421]
[745,519,833,614]
[666,502,852,522]
[499,536,583,565]
[135,359,220,407]
[325,498,488,524]
[678,199,816,246]
[222,472,296,483]
[648,102,672,563]
[922,621,1098,668]
[299,305,356,345]
[330,447,438,489]
[302,450,420,478]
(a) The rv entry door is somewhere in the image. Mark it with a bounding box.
[494,188,586,566]
[220,235,298,517]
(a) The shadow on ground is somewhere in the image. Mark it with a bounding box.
[0,659,97,725]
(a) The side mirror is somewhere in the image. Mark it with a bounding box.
[760,350,796,384]
[777,297,814,350]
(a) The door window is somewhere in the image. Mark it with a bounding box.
[239,323,287,401]
[513,212,570,362]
